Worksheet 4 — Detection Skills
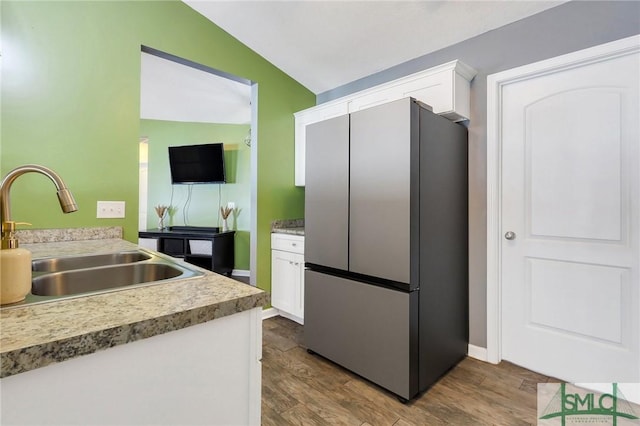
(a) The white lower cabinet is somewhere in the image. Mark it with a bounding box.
[1,308,263,426]
[271,234,304,324]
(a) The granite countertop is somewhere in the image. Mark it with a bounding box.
[0,232,268,379]
[271,219,304,236]
[272,227,305,236]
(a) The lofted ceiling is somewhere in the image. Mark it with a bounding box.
[183,0,567,94]
[142,1,567,124]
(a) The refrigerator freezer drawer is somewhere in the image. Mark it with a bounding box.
[304,270,419,400]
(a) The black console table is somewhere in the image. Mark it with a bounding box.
[139,226,235,276]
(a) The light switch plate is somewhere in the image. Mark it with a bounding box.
[97,201,125,218]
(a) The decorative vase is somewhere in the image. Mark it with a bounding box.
[222,218,229,232]
[154,205,169,231]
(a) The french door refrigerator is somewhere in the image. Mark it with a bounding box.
[304,97,468,401]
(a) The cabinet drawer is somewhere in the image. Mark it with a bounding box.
[271,234,304,254]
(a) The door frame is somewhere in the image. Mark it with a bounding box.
[486,34,640,365]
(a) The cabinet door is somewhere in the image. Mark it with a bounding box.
[271,250,302,316]
[349,98,415,284]
[348,86,398,113]
[305,115,349,271]
[291,253,305,321]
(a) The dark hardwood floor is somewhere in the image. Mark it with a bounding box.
[261,316,554,426]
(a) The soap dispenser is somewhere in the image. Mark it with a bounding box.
[1,221,32,305]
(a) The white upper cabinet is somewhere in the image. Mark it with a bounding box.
[294,60,477,186]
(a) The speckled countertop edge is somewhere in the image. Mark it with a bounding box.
[16,226,122,243]
[271,219,304,236]
[0,236,268,379]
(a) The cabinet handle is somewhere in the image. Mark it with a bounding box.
[291,243,297,247]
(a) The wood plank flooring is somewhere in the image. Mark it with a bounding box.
[261,316,555,426]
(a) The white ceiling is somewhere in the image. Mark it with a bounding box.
[140,52,252,124]
[141,1,566,124]
[183,0,566,94]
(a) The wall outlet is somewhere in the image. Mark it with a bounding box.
[227,202,235,210]
[97,201,125,218]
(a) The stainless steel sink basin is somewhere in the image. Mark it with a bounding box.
[32,251,151,272]
[32,263,185,296]
[0,249,205,310]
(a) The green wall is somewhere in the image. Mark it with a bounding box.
[1,1,314,294]
[140,119,251,270]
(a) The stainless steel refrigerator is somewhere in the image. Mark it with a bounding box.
[304,97,468,401]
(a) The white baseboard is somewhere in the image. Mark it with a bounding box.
[260,308,304,324]
[277,311,304,325]
[232,269,250,277]
[467,344,488,362]
[261,307,280,320]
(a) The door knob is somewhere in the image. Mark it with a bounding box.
[504,231,516,240]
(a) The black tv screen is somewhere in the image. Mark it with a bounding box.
[168,143,226,184]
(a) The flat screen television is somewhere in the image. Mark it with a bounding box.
[168,143,226,184]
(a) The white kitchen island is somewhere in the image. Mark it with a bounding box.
[0,228,268,425]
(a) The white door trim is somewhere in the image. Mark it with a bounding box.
[486,34,640,365]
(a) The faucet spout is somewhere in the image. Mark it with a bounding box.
[0,164,78,234]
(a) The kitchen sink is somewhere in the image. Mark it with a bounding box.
[32,263,187,296]
[1,249,205,309]
[32,251,151,272]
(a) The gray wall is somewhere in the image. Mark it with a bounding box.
[317,1,640,348]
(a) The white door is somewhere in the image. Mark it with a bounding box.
[490,36,639,383]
